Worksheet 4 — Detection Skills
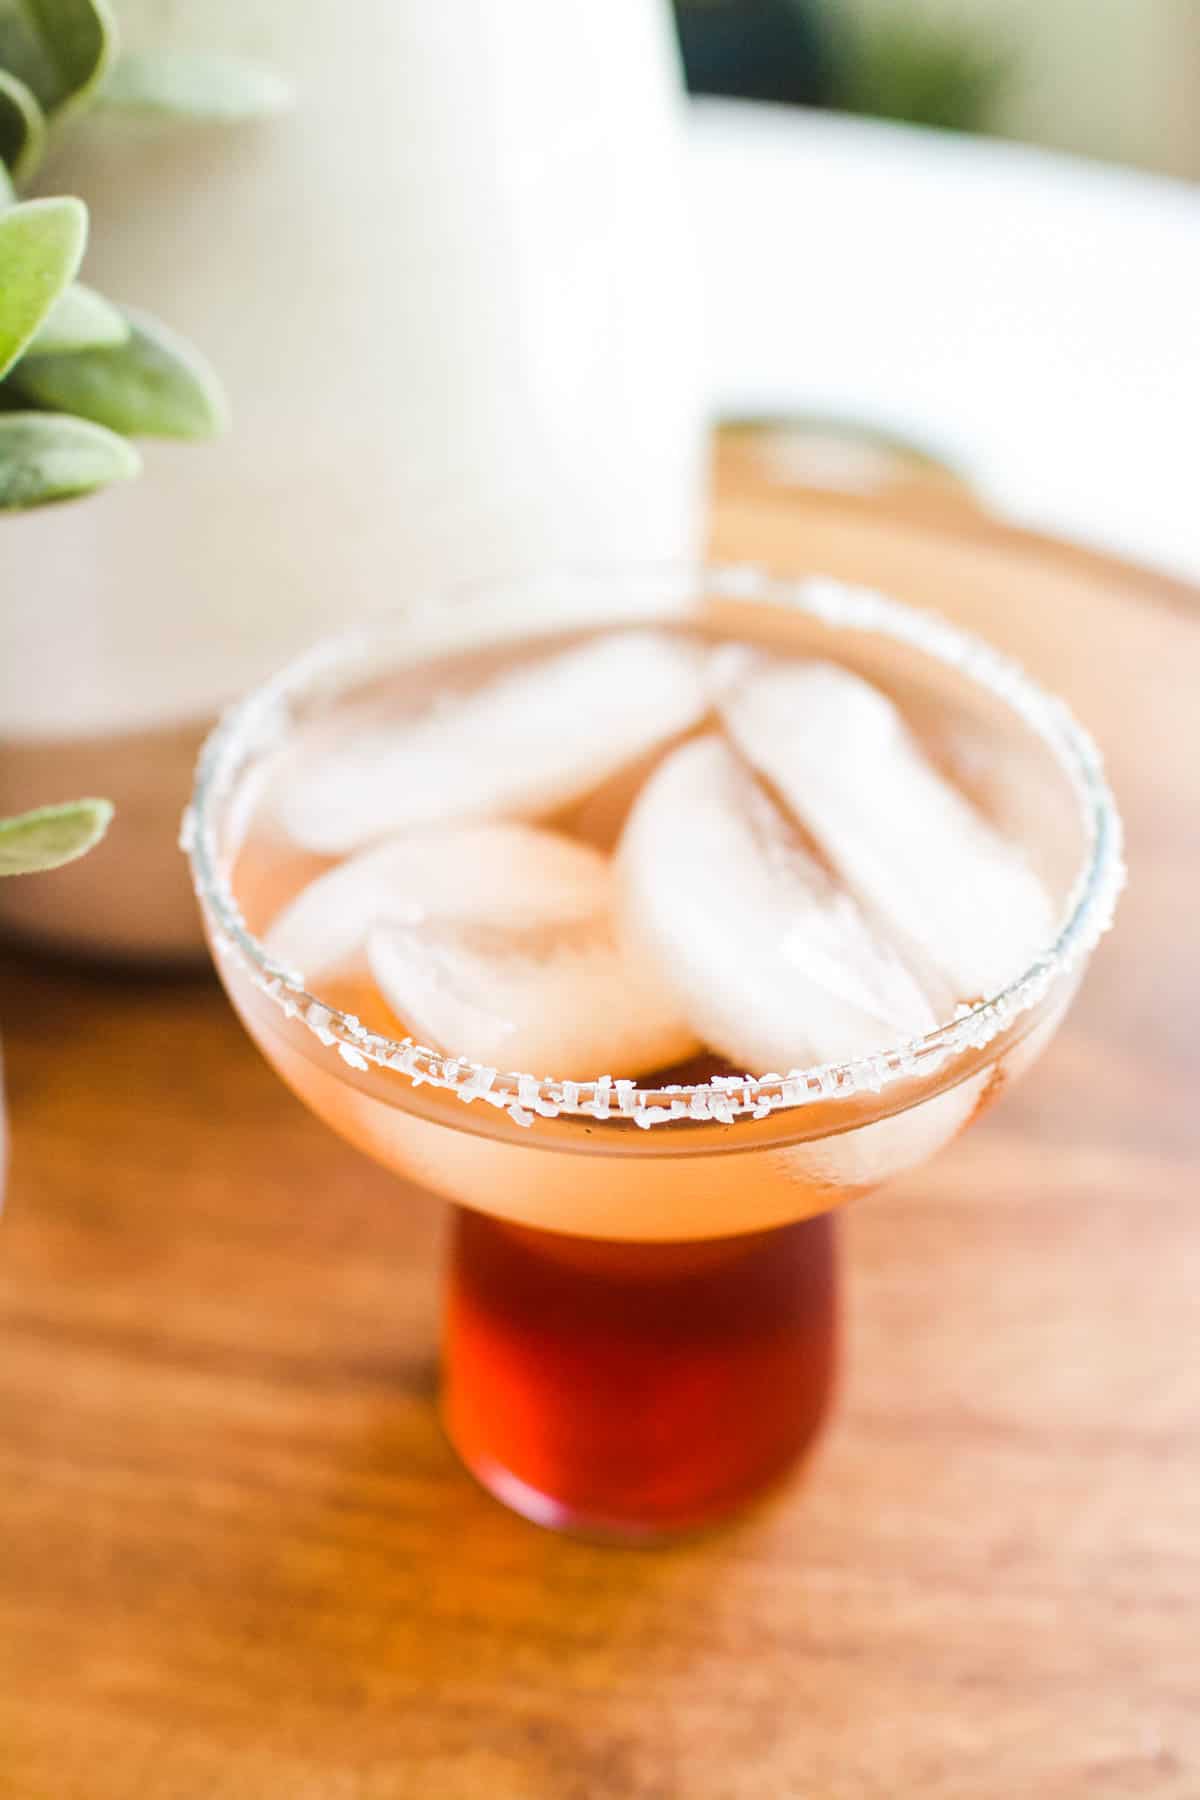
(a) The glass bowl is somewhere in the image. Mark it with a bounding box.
[185,567,1124,1538]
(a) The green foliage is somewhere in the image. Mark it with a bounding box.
[0,796,113,873]
[0,193,85,377]
[28,276,128,352]
[0,0,288,867]
[100,48,292,121]
[12,307,228,438]
[0,63,44,182]
[0,0,115,122]
[0,0,282,506]
[838,11,1015,134]
[0,408,138,506]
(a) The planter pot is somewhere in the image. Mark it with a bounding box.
[0,0,706,960]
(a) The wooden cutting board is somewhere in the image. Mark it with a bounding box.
[1,440,1196,1799]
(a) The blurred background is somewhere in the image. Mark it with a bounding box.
[673,0,1199,176]
[672,0,1199,592]
[0,0,1195,964]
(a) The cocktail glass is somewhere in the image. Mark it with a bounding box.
[184,568,1123,1541]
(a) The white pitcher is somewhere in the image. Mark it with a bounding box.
[0,0,706,957]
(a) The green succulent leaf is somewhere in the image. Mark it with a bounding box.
[0,796,113,874]
[0,158,13,206]
[28,278,128,353]
[10,306,229,438]
[0,194,86,378]
[0,65,46,185]
[0,0,117,121]
[100,48,292,121]
[0,409,139,506]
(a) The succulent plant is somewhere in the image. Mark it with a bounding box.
[0,797,112,875]
[0,0,286,873]
[0,0,288,511]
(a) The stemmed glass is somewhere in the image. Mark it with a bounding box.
[185,568,1123,1540]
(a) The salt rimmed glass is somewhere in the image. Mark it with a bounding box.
[184,567,1124,1539]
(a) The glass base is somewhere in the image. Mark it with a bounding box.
[443,1207,838,1540]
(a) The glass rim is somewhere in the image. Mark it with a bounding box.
[183,566,1126,1134]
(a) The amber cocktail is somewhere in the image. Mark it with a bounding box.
[185,569,1122,1538]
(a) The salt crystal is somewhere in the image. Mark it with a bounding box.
[270,821,699,1078]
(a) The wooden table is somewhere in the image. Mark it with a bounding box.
[2,451,1197,1799]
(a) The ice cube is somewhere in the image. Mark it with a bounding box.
[274,631,712,855]
[721,661,1056,1001]
[780,1073,988,1193]
[266,822,611,979]
[266,821,700,1076]
[551,641,760,852]
[617,735,939,1072]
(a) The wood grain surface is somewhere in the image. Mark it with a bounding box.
[1,444,1197,1799]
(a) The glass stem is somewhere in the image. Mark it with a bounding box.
[442,1206,839,1539]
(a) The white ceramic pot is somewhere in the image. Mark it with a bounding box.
[0,0,706,959]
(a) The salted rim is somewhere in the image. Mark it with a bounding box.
[183,569,1125,1133]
